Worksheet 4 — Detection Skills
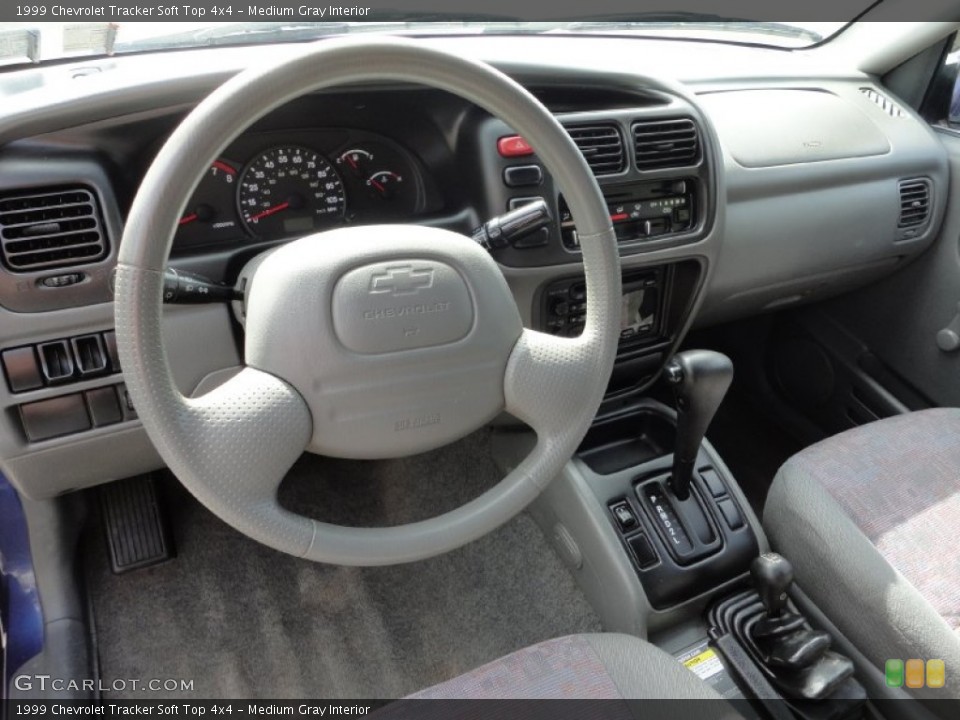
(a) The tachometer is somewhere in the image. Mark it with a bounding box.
[174,160,241,247]
[237,146,346,237]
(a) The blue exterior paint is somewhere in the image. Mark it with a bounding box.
[0,474,43,693]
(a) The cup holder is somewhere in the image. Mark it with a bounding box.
[577,410,676,475]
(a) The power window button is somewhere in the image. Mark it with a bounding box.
[611,502,638,531]
[718,498,745,530]
[700,468,726,498]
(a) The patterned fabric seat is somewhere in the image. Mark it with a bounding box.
[394,633,740,713]
[765,409,960,701]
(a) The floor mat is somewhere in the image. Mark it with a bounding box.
[86,431,601,699]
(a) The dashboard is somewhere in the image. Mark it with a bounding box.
[0,33,951,500]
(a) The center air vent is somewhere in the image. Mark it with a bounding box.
[0,186,107,272]
[632,118,700,169]
[566,124,626,176]
[898,179,931,228]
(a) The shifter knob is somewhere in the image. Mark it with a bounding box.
[751,552,794,618]
[665,350,733,500]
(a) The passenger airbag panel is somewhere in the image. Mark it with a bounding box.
[700,89,890,167]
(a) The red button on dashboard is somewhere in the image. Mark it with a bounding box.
[497,135,534,157]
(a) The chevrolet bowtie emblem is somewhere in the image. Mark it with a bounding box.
[368,265,435,296]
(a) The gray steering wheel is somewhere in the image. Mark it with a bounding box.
[115,37,621,566]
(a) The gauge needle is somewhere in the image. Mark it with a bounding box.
[250,201,290,222]
[369,178,386,194]
[179,213,198,225]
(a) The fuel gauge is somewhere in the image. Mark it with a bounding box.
[366,170,404,200]
[336,148,374,178]
[334,139,421,218]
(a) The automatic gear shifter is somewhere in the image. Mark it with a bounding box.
[664,350,734,500]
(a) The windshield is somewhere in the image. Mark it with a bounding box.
[0,19,851,66]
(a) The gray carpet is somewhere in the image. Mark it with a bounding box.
[86,430,601,699]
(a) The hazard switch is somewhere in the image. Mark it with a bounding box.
[497,135,534,157]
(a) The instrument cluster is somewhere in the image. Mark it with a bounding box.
[172,127,425,251]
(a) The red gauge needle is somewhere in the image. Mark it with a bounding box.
[369,178,386,194]
[250,202,290,222]
[179,213,198,225]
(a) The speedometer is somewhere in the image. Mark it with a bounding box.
[237,146,346,237]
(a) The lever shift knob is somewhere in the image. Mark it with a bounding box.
[665,350,733,500]
[751,552,794,618]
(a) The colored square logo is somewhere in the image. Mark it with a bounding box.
[906,659,925,688]
[927,659,946,689]
[886,659,904,687]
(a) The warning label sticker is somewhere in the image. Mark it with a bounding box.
[674,638,745,703]
[680,646,724,680]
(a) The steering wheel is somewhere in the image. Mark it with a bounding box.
[115,37,621,566]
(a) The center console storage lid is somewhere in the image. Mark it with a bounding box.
[699,89,890,167]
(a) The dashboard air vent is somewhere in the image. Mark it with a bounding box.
[898,179,931,228]
[633,117,700,169]
[566,124,626,175]
[860,88,906,118]
[0,186,107,272]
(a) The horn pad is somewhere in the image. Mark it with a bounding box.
[333,260,474,354]
[242,224,523,459]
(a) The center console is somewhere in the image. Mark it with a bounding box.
[574,350,759,610]
[496,350,871,719]
[578,401,759,609]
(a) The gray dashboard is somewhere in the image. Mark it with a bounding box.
[0,34,949,500]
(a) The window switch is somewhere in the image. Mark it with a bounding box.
[611,502,638,532]
[700,468,726,498]
[718,498,745,530]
